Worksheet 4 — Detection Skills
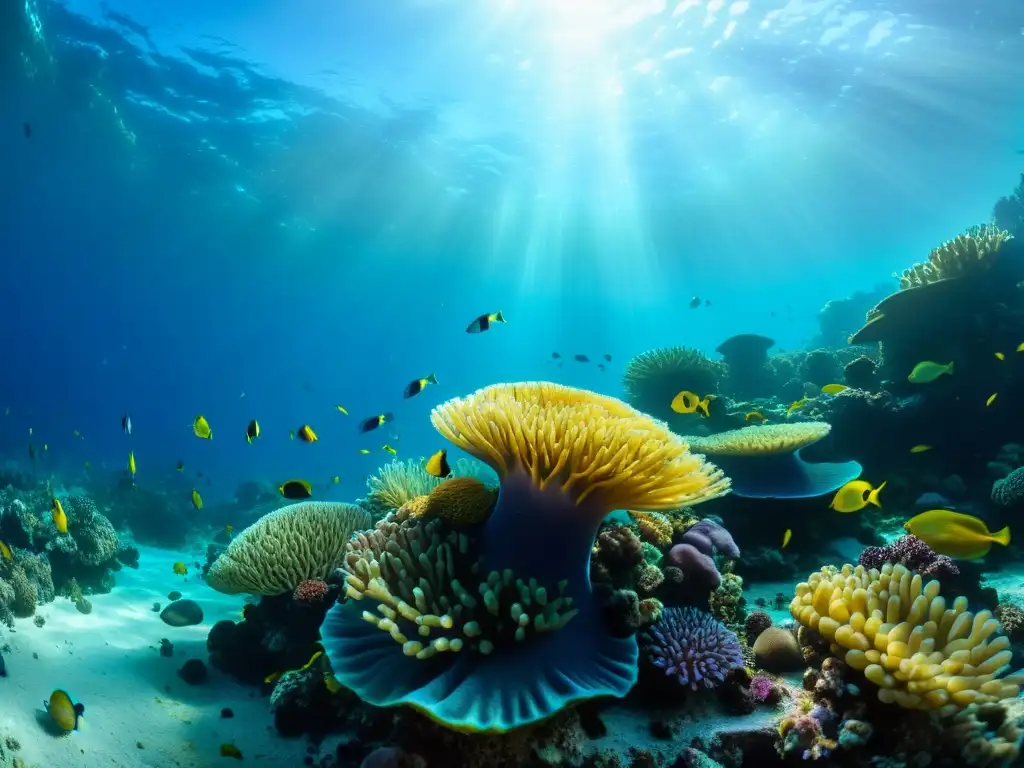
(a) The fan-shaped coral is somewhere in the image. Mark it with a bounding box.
[323,381,731,733]
[897,224,1013,290]
[206,502,372,596]
[685,422,861,499]
[640,606,743,690]
[790,562,1024,711]
[622,346,722,431]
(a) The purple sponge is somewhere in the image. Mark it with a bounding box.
[680,518,740,559]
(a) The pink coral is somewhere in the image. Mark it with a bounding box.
[750,674,774,702]
[292,578,329,603]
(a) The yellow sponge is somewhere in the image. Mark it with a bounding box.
[790,562,1024,713]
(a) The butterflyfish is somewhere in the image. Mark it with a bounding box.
[46,689,85,732]
[246,419,260,444]
[172,561,188,576]
[670,390,713,418]
[279,480,313,499]
[51,497,68,534]
[829,479,886,514]
[0,540,11,561]
[465,310,506,333]
[192,415,212,439]
[424,449,451,478]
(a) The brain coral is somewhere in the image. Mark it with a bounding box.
[206,502,372,596]
[791,562,1024,711]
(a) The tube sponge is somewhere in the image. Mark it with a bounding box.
[790,562,1024,712]
[206,502,372,596]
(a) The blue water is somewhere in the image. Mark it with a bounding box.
[0,0,1021,505]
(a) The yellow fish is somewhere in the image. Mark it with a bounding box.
[986,393,998,407]
[907,360,953,384]
[279,479,313,499]
[820,384,848,394]
[995,352,1005,361]
[910,445,933,453]
[191,489,203,510]
[1018,342,1024,353]
[829,479,886,514]
[382,444,398,456]
[334,405,348,415]
[904,510,1010,560]
[246,419,260,444]
[52,498,68,534]
[297,424,318,443]
[193,415,213,439]
[358,449,370,455]
[424,449,451,478]
[781,529,792,549]
[172,561,188,576]
[745,411,767,423]
[225,525,233,536]
[128,451,136,476]
[786,398,808,414]
[0,540,11,561]
[220,744,243,760]
[176,460,184,472]
[72,429,81,438]
[670,390,713,417]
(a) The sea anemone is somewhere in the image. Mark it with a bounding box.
[640,606,744,691]
[622,346,722,432]
[323,382,730,732]
[685,422,861,499]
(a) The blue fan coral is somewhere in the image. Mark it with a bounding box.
[640,606,744,690]
[322,382,732,733]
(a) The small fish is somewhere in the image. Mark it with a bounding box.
[670,390,712,418]
[0,540,11,561]
[172,562,188,576]
[382,444,398,455]
[745,411,767,423]
[829,479,886,514]
[27,427,32,436]
[299,649,323,671]
[910,445,933,453]
[705,299,711,307]
[27,443,35,461]
[781,529,792,548]
[72,429,81,438]
[907,360,954,384]
[358,449,371,454]
[404,373,439,399]
[324,674,344,694]
[52,498,68,534]
[820,384,848,394]
[334,404,349,415]
[289,429,296,440]
[220,744,243,760]
[191,489,203,510]
[279,480,313,499]
[176,460,184,472]
[23,122,30,139]
[603,354,612,362]
[264,670,283,685]
[128,451,136,476]
[359,413,393,433]
[904,510,1010,560]
[331,475,340,484]
[43,444,48,452]
[1018,342,1024,353]
[297,424,318,443]
[424,449,451,478]
[786,398,808,414]
[574,354,589,363]
[192,415,213,439]
[121,413,132,435]
[597,363,606,372]
[986,393,998,407]
[246,419,260,444]
[83,461,90,471]
[552,352,561,359]
[466,310,506,333]
[995,352,1005,361]
[225,525,233,536]
[689,296,701,308]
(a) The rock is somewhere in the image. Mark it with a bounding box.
[160,599,203,627]
[177,659,208,685]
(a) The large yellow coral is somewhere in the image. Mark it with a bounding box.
[395,477,496,526]
[207,501,372,595]
[791,562,1024,712]
[430,382,731,510]
[897,224,1013,290]
[622,347,722,432]
[687,422,831,456]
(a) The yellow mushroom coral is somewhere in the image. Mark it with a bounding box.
[685,423,861,499]
[791,562,1024,712]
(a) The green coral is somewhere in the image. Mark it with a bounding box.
[640,542,663,567]
[709,572,745,632]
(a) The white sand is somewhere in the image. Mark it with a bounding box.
[0,545,310,767]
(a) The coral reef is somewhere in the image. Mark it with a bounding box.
[639,606,744,691]
[622,346,723,432]
[858,534,959,579]
[363,458,498,518]
[991,466,1024,508]
[896,224,1013,289]
[396,477,496,526]
[994,173,1024,237]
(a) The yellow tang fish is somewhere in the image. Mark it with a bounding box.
[786,398,808,414]
[128,451,136,476]
[424,449,451,478]
[334,405,348,415]
[52,498,68,534]
[382,444,398,456]
[670,390,713,418]
[193,415,213,439]
[910,445,933,453]
[904,510,1010,560]
[191,489,203,510]
[745,411,767,423]
[246,419,260,444]
[820,384,848,394]
[358,449,371,455]
[781,529,792,549]
[907,360,953,384]
[172,561,188,576]
[986,393,998,407]
[995,352,1005,361]
[0,540,11,561]
[829,479,886,514]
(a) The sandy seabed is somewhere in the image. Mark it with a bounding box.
[0,545,309,767]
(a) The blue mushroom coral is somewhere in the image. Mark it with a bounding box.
[322,382,732,733]
[685,422,861,499]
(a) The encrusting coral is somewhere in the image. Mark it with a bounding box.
[790,562,1024,711]
[395,477,497,527]
[896,224,1013,289]
[206,501,372,596]
[322,381,731,733]
[685,422,861,499]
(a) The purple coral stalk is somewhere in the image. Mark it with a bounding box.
[640,606,744,691]
[680,518,740,559]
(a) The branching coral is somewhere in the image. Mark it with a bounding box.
[324,381,731,733]
[858,535,959,579]
[685,422,861,499]
[207,501,372,596]
[897,224,1013,290]
[621,346,722,431]
[791,562,1024,711]
[640,606,743,691]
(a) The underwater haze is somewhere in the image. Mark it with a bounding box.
[3,0,1024,766]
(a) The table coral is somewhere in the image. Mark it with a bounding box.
[791,562,1024,711]
[323,381,731,733]
[897,224,1013,289]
